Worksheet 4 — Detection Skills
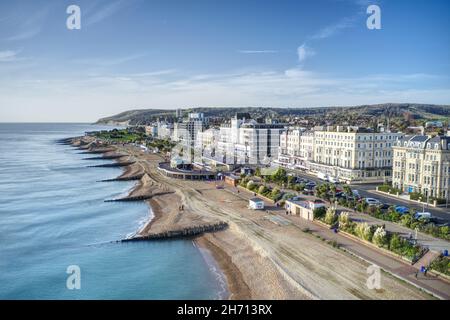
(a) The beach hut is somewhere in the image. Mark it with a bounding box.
[248,198,265,210]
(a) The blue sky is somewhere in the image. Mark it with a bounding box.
[0,0,449,122]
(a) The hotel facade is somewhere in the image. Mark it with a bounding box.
[278,126,403,183]
[392,135,450,200]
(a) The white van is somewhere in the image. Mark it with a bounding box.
[328,176,339,184]
[317,172,328,181]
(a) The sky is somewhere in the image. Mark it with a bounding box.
[0,0,449,122]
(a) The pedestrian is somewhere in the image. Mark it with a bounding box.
[424,267,428,276]
[415,271,418,279]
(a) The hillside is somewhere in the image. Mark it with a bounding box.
[96,103,450,126]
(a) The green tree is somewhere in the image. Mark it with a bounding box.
[313,207,326,220]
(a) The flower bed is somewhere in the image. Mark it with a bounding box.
[336,212,427,263]
[238,177,283,202]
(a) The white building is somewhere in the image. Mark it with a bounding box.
[215,114,285,165]
[392,135,450,200]
[278,126,403,183]
[157,122,174,140]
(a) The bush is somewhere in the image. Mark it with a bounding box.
[246,180,257,191]
[294,183,305,192]
[258,185,268,194]
[313,207,326,220]
[378,184,391,193]
[355,222,373,241]
[372,226,388,247]
[270,187,281,199]
[430,255,450,275]
[324,207,338,225]
[388,234,421,260]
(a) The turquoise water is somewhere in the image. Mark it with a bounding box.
[0,123,226,299]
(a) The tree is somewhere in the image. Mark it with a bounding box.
[270,187,281,200]
[272,168,287,184]
[401,214,413,228]
[313,207,326,220]
[389,234,402,252]
[343,185,352,196]
[258,185,268,195]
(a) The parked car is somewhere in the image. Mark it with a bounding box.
[305,182,316,187]
[415,212,432,220]
[365,198,382,206]
[317,172,328,181]
[379,203,391,210]
[303,188,314,195]
[334,191,345,198]
[328,176,339,184]
[394,206,410,214]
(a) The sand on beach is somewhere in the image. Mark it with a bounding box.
[73,136,436,300]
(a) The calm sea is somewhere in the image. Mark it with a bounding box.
[0,123,226,299]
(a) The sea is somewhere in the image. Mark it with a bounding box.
[0,123,227,299]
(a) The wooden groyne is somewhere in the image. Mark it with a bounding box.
[83,155,126,160]
[78,149,116,155]
[121,222,228,242]
[87,161,135,168]
[56,138,75,145]
[99,174,144,182]
[105,191,175,202]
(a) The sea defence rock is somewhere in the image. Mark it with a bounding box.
[122,222,228,242]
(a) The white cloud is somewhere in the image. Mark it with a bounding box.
[297,44,315,63]
[2,66,448,122]
[0,50,19,62]
[84,0,133,27]
[73,53,146,66]
[310,17,355,40]
[238,50,278,54]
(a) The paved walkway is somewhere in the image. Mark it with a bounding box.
[246,179,449,252]
[226,185,450,300]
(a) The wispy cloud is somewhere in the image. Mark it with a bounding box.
[310,16,356,40]
[3,7,49,41]
[0,50,20,62]
[73,53,146,66]
[84,0,132,27]
[297,44,315,63]
[238,50,278,54]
